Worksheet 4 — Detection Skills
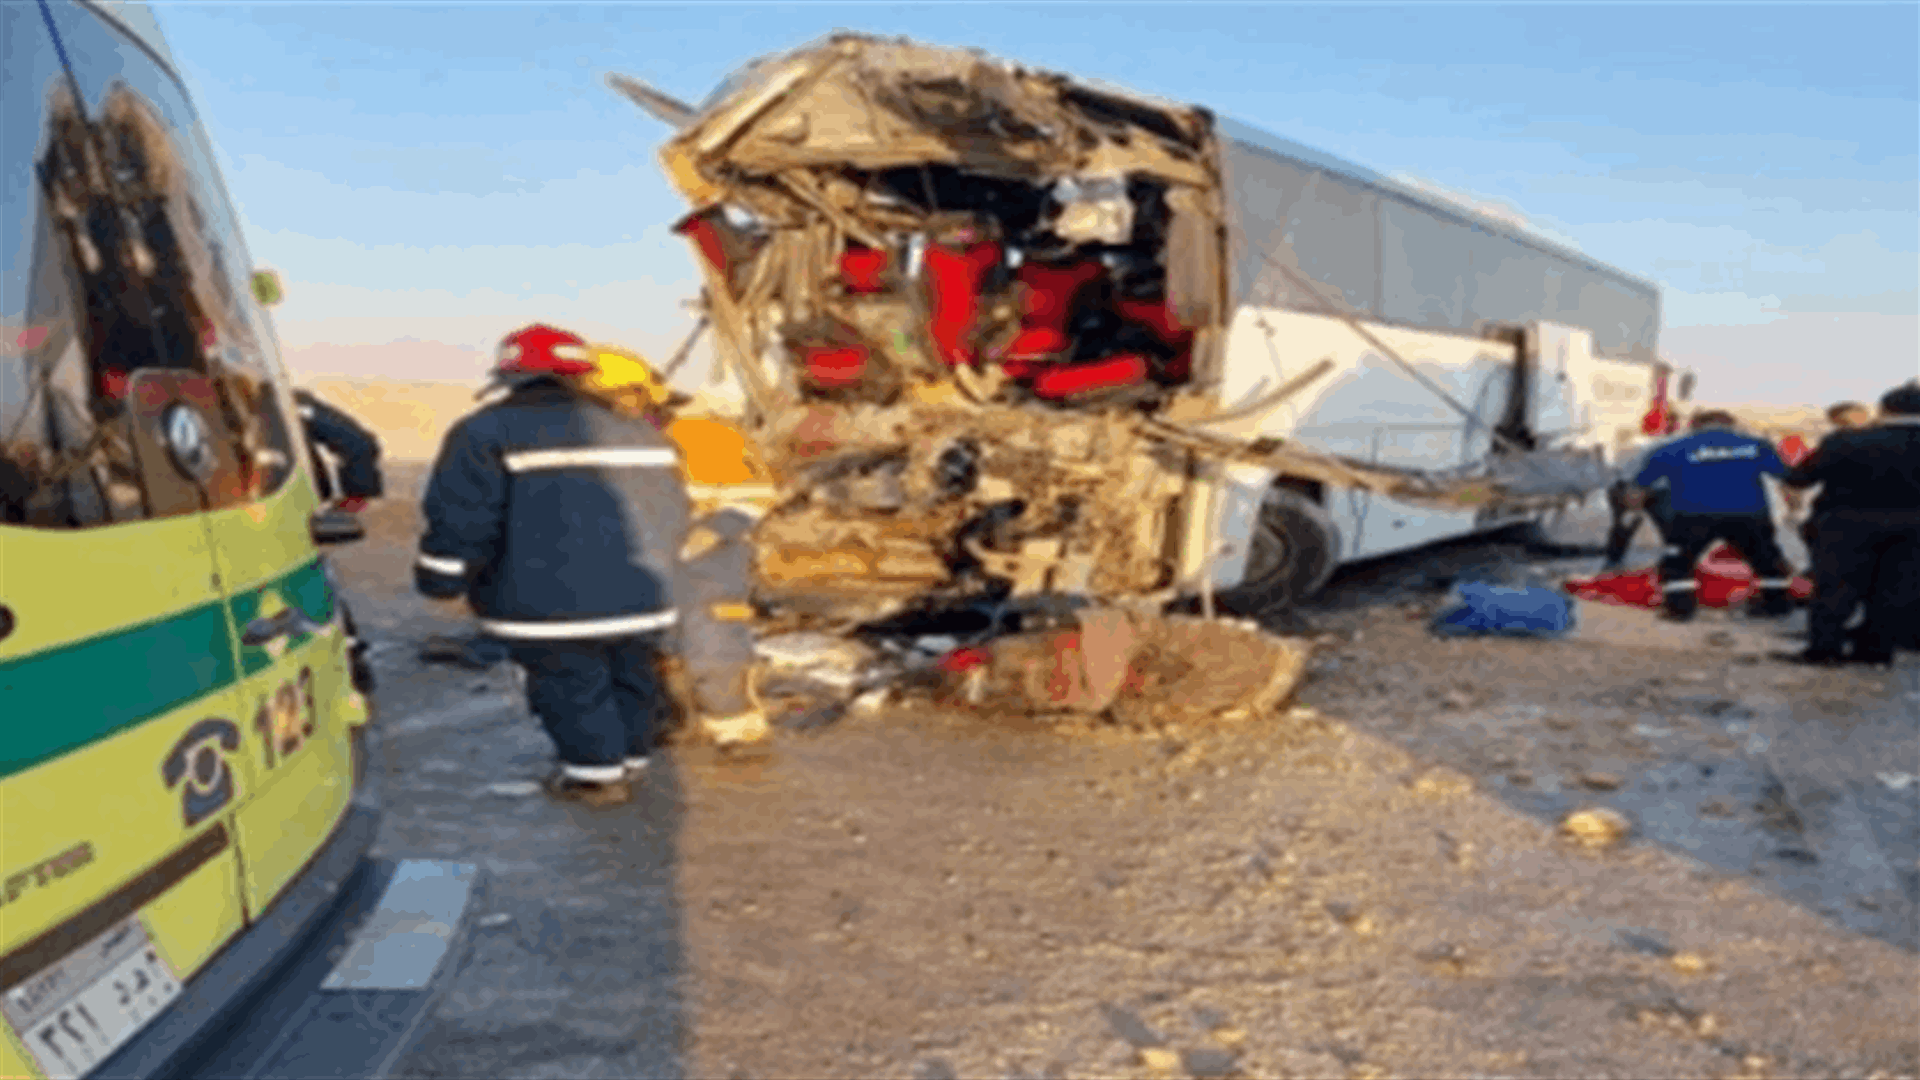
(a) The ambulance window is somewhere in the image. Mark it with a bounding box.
[90,82,300,501]
[2,55,137,526]
[3,60,297,526]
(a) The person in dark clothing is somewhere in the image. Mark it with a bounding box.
[293,388,385,509]
[1778,382,1920,667]
[415,323,692,807]
[1798,401,1880,548]
[1632,410,1798,622]
[293,388,383,695]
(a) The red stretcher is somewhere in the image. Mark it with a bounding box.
[1564,543,1813,609]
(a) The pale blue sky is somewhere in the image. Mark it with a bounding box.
[152,1,1918,404]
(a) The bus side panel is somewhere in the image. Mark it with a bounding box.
[1211,306,1518,566]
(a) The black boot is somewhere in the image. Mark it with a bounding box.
[1749,589,1794,619]
[1660,587,1698,622]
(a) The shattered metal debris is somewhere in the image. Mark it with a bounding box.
[935,609,1309,722]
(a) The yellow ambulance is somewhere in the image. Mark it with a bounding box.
[1,3,482,1077]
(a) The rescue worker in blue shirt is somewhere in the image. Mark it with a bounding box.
[1631,409,1798,621]
[1604,436,1677,570]
[414,323,693,807]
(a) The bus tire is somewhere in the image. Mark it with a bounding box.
[1220,485,1340,616]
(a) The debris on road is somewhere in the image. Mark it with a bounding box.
[1580,771,1626,791]
[754,631,882,688]
[1137,1047,1181,1075]
[1560,806,1633,849]
[1409,767,1475,800]
[1671,951,1710,975]
[926,609,1309,724]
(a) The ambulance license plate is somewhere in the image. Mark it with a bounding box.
[2,917,181,1080]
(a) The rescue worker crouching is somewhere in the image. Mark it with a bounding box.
[579,345,776,748]
[1629,409,1799,622]
[414,324,692,807]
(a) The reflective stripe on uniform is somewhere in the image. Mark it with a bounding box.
[479,609,679,640]
[503,447,681,473]
[1755,578,1793,588]
[416,553,467,576]
[561,762,625,783]
[1662,580,1698,592]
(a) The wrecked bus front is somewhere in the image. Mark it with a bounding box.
[624,34,1237,624]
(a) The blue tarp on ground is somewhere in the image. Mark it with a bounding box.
[1430,582,1577,639]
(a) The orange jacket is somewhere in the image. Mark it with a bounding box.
[662,413,780,521]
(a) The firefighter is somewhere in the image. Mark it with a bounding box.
[1630,410,1798,622]
[293,388,382,694]
[579,345,777,747]
[1778,382,1920,667]
[414,324,692,806]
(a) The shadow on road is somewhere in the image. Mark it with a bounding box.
[1287,525,1920,954]
[328,462,693,1080]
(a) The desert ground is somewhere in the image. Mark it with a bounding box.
[302,373,1920,1080]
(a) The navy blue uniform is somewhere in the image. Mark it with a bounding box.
[294,390,385,503]
[415,379,692,778]
[1785,418,1920,661]
[1604,438,1676,569]
[1634,427,1794,618]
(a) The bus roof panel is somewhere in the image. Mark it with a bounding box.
[1216,114,1661,302]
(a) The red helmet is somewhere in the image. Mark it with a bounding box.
[495,324,593,378]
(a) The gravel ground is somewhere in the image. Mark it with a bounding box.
[334,464,1917,1080]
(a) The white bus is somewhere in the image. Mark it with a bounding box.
[1201,116,1678,609]
[614,35,1687,619]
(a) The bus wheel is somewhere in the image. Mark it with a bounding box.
[1220,486,1339,617]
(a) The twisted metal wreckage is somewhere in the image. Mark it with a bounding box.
[608,34,1613,676]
